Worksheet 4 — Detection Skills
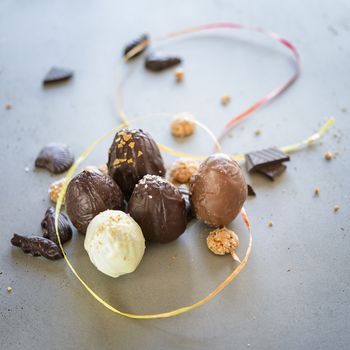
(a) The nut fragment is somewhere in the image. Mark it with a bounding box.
[255,129,261,136]
[175,68,184,82]
[5,103,12,110]
[48,178,66,203]
[169,158,199,185]
[314,187,320,196]
[268,220,273,227]
[221,95,231,105]
[207,227,240,261]
[7,286,12,293]
[325,151,333,161]
[170,113,196,138]
[334,204,340,212]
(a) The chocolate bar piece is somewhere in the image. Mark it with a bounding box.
[245,147,290,172]
[43,67,73,84]
[247,184,256,196]
[257,163,287,181]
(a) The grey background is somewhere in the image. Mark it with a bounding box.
[1,0,349,349]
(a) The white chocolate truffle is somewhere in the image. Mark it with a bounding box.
[84,210,145,278]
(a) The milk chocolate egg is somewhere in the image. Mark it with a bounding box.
[189,154,247,227]
[128,175,187,243]
[107,129,166,199]
[66,168,124,234]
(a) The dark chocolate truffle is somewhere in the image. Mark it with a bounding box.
[66,168,124,234]
[128,175,187,243]
[189,153,247,227]
[107,129,166,199]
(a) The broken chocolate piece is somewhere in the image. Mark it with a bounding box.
[11,234,63,260]
[245,147,290,172]
[145,53,181,71]
[123,34,149,59]
[247,184,256,196]
[257,163,287,181]
[43,67,73,84]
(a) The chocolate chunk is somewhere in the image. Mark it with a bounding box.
[123,34,149,59]
[247,184,256,196]
[107,128,166,200]
[189,153,247,227]
[66,168,124,234]
[257,163,287,181]
[145,53,182,72]
[245,147,290,172]
[128,175,187,243]
[11,234,63,260]
[43,67,73,84]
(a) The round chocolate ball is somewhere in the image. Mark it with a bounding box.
[128,175,187,243]
[66,168,124,234]
[189,153,247,227]
[107,129,166,199]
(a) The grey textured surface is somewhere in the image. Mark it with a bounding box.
[1,1,349,349]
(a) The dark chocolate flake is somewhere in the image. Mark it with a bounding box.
[247,184,256,196]
[245,147,290,172]
[123,34,149,59]
[145,53,182,72]
[43,67,73,84]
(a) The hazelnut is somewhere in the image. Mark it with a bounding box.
[170,113,196,138]
[48,178,66,204]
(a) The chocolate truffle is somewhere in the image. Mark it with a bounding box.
[189,153,247,227]
[128,175,187,243]
[84,210,145,278]
[66,168,124,234]
[107,129,166,199]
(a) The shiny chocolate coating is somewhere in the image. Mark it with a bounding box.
[107,129,166,199]
[66,168,124,234]
[128,175,187,243]
[189,154,247,227]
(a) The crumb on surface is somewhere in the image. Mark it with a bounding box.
[268,220,273,227]
[314,187,320,196]
[221,95,231,105]
[325,151,333,161]
[334,204,340,212]
[170,113,196,138]
[175,68,184,82]
[255,129,261,136]
[7,287,12,293]
[5,103,12,110]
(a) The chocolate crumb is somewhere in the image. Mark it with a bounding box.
[247,184,256,196]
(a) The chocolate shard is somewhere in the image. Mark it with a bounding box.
[247,184,256,196]
[43,67,73,84]
[145,53,182,72]
[123,34,149,59]
[245,147,290,172]
[257,163,287,181]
